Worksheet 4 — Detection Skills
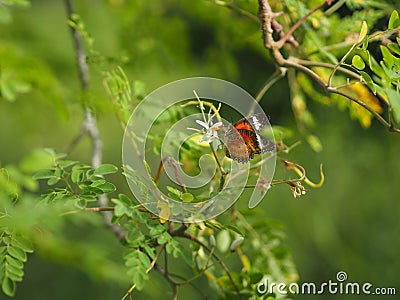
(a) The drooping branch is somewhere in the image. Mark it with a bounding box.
[64,0,126,240]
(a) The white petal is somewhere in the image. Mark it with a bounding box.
[210,122,223,130]
[196,120,209,129]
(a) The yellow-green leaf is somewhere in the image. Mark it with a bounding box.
[389,10,400,30]
[352,55,365,70]
[357,21,368,43]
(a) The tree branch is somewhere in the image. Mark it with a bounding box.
[257,0,400,134]
[64,0,126,240]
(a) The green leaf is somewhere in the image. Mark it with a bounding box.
[6,264,24,280]
[118,193,133,206]
[225,225,244,236]
[90,179,106,187]
[19,149,55,173]
[125,250,150,290]
[47,177,60,186]
[12,236,33,253]
[2,276,16,297]
[72,163,91,171]
[380,45,395,69]
[388,10,400,30]
[32,169,54,180]
[352,55,365,70]
[380,61,400,80]
[93,164,118,175]
[95,182,116,193]
[57,160,78,169]
[71,169,84,184]
[142,244,156,260]
[143,160,151,175]
[357,21,368,43]
[359,71,376,94]
[387,43,400,56]
[137,251,151,267]
[181,192,194,202]
[166,186,181,197]
[112,199,129,217]
[125,230,144,246]
[385,88,400,123]
[7,246,27,262]
[5,255,24,269]
[249,272,264,284]
[133,80,147,100]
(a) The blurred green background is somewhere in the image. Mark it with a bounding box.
[1,0,399,299]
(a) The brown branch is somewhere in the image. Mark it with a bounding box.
[284,58,400,133]
[292,58,361,80]
[257,0,400,134]
[64,0,126,240]
[257,1,298,47]
[155,264,179,300]
[85,207,115,212]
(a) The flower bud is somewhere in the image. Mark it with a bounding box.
[230,236,244,252]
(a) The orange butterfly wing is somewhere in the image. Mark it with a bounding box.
[225,114,274,163]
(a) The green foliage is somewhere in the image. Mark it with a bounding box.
[0,42,68,119]
[0,0,399,299]
[34,156,118,208]
[0,232,33,297]
[346,10,400,124]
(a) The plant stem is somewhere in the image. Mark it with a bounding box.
[64,0,126,240]
[174,232,243,300]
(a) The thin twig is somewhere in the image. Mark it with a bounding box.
[64,0,126,240]
[276,0,334,49]
[173,232,243,300]
[85,207,115,212]
[63,128,86,153]
[248,68,286,115]
[213,0,259,23]
[155,264,179,300]
[122,245,167,300]
[292,58,361,80]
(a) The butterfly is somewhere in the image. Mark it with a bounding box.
[224,114,275,163]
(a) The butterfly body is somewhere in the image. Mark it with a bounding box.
[225,114,275,163]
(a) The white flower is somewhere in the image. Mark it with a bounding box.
[289,181,308,198]
[196,119,223,150]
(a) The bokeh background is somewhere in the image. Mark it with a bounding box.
[1,0,399,299]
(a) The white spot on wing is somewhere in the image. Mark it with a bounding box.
[256,133,263,149]
[249,115,263,131]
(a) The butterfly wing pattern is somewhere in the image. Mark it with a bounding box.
[225,114,275,163]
